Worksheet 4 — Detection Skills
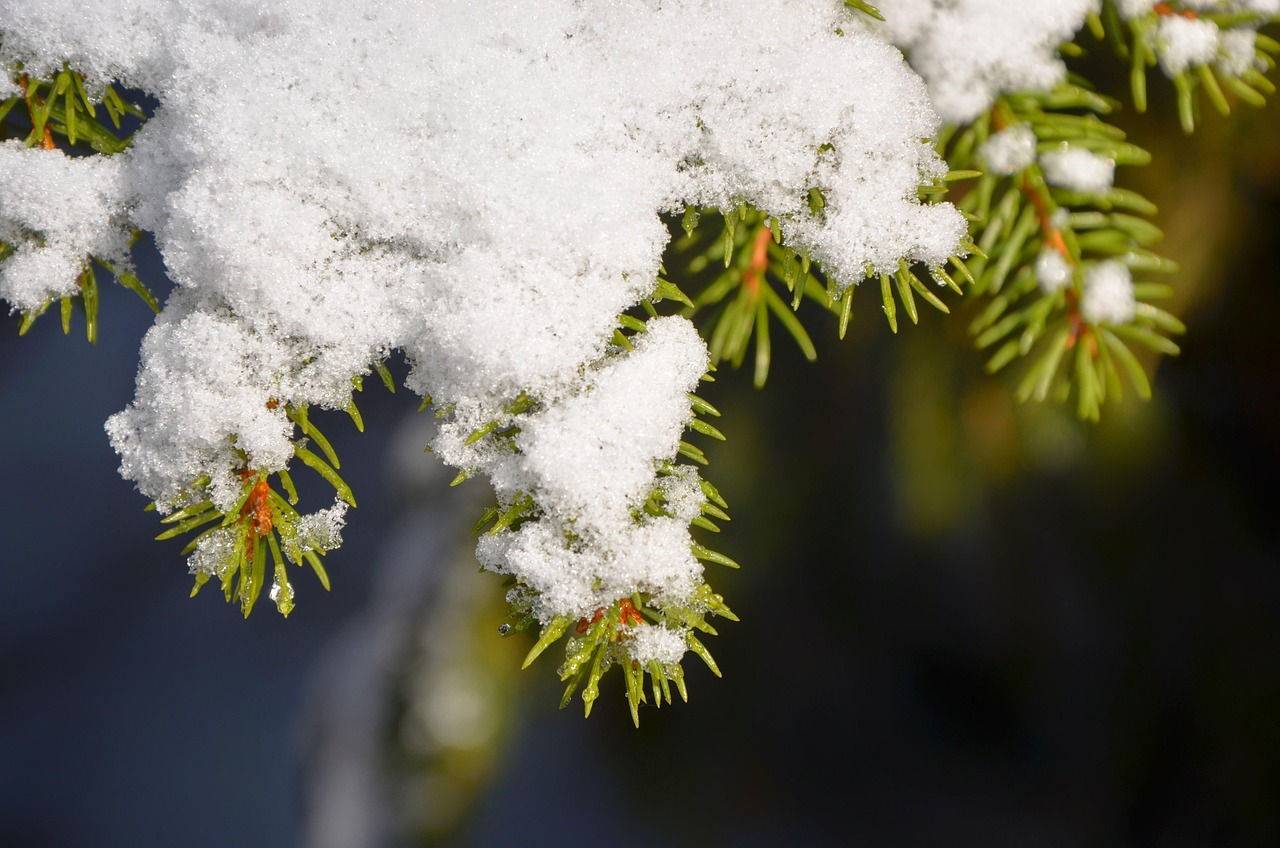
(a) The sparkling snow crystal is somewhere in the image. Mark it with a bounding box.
[286,500,349,563]
[0,0,967,622]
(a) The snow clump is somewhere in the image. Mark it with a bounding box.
[1040,146,1117,195]
[978,124,1038,176]
[0,0,966,623]
[1036,250,1074,295]
[1082,261,1138,325]
[0,142,131,312]
[874,0,1099,123]
[1157,15,1222,75]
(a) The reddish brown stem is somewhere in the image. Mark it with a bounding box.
[575,598,645,634]
[743,225,772,295]
[1154,2,1198,19]
[18,74,56,149]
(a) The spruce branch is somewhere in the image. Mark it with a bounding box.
[471,301,738,725]
[940,84,1185,421]
[11,245,159,342]
[671,196,973,388]
[1089,0,1280,132]
[2,65,154,340]
[673,206,825,387]
[4,0,1277,727]
[154,390,380,616]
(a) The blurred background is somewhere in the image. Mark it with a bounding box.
[2,54,1279,848]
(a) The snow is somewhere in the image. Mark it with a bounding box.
[1117,0,1159,17]
[1036,250,1074,295]
[510,318,706,536]
[1219,28,1260,76]
[188,527,237,579]
[0,143,131,311]
[979,125,1039,176]
[1157,15,1222,76]
[1081,261,1137,325]
[1108,1,1273,81]
[4,0,1197,627]
[875,0,1098,124]
[465,319,708,620]
[1040,146,1116,195]
[628,624,689,665]
[286,500,349,563]
[0,0,973,624]
[104,298,298,512]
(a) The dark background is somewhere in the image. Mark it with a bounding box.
[2,59,1279,848]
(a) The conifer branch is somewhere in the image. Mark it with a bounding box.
[1090,0,1280,132]
[2,1,1277,725]
[470,301,738,724]
[940,84,1184,421]
[2,65,153,340]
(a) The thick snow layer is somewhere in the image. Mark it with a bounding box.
[513,318,707,537]
[455,319,709,619]
[0,0,969,619]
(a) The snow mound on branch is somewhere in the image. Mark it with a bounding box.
[875,0,1098,124]
[0,142,131,312]
[0,0,967,617]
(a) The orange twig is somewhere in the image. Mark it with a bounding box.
[1154,2,1198,19]
[18,74,56,149]
[742,226,772,295]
